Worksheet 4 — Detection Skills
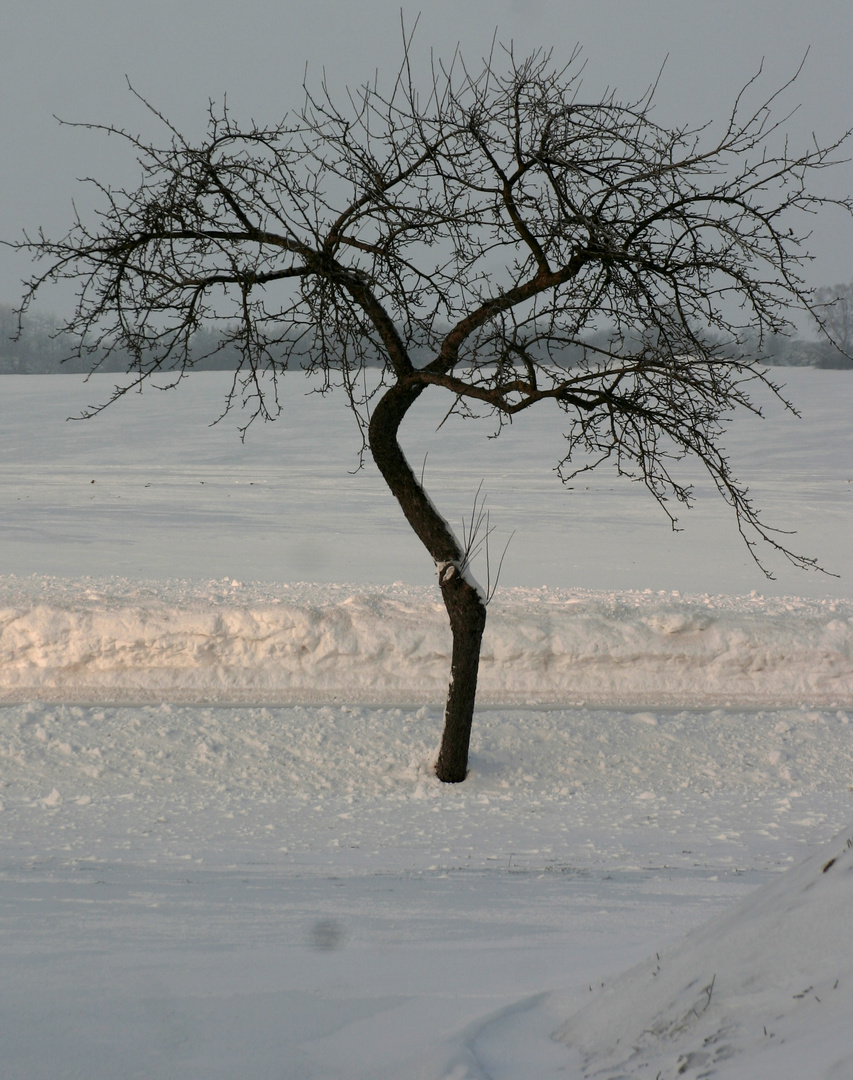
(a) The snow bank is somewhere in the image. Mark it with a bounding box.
[1,576,852,707]
[557,824,853,1078]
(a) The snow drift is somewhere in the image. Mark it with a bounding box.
[557,824,853,1078]
[1,576,852,707]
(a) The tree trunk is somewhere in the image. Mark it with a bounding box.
[368,380,487,783]
[433,562,487,782]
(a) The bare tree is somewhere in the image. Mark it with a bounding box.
[9,43,852,781]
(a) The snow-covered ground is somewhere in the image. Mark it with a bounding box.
[2,369,853,1078]
[2,367,851,594]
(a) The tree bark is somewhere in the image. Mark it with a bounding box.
[432,562,487,782]
[368,380,487,783]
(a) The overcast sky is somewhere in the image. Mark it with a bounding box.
[3,0,852,316]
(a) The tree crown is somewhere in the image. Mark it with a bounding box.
[11,43,852,573]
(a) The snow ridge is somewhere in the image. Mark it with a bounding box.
[1,576,851,707]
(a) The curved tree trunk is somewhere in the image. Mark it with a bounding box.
[368,380,487,783]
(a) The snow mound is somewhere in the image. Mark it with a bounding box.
[557,825,853,1079]
[1,576,852,707]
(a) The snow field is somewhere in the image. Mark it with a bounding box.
[3,690,852,1078]
[2,368,852,596]
[2,370,853,1076]
[3,699,853,837]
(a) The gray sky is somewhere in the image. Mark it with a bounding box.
[3,0,852,315]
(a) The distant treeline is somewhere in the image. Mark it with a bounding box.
[0,306,247,375]
[1,303,850,373]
